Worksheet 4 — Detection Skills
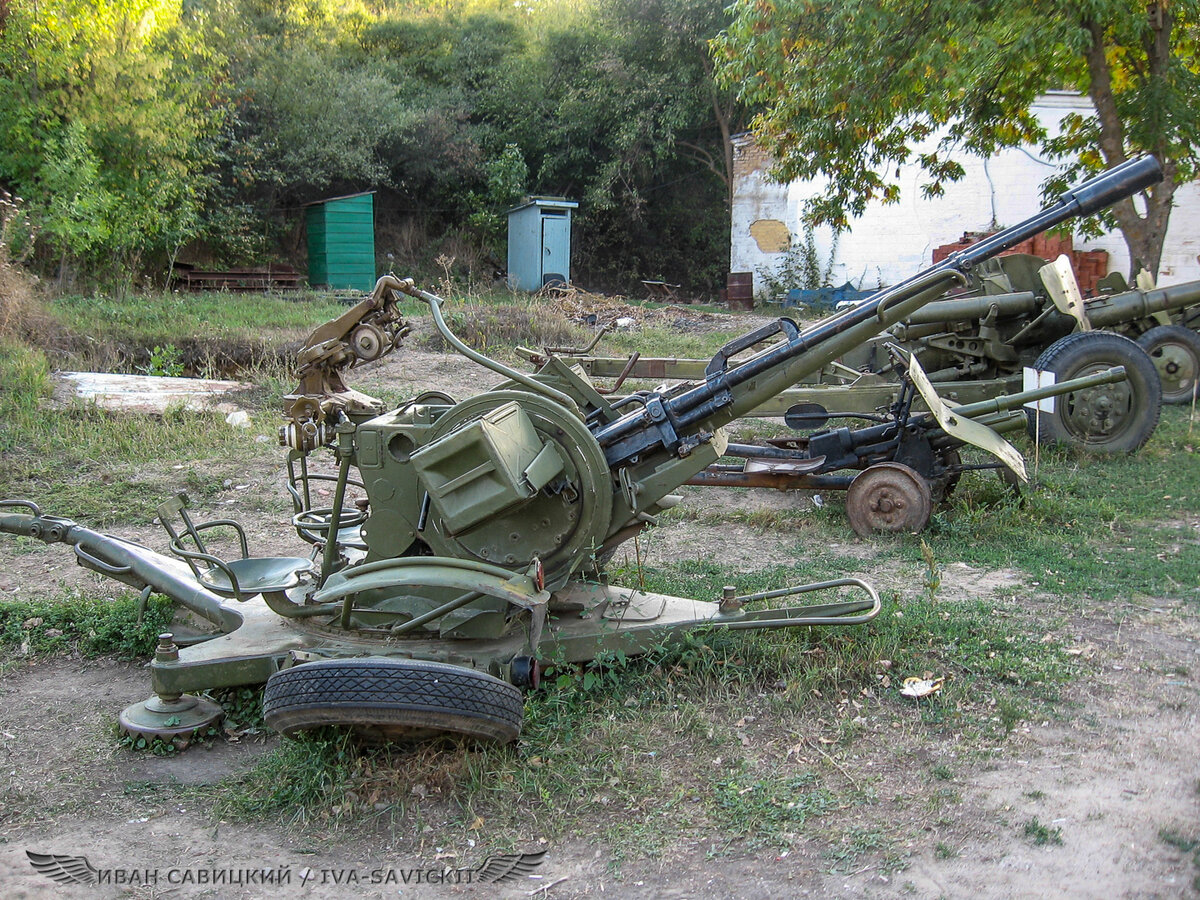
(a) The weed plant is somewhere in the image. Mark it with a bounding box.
[0,589,173,660]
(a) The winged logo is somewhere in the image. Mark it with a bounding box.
[26,851,99,885]
[475,849,547,884]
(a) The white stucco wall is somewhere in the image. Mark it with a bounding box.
[731,92,1200,296]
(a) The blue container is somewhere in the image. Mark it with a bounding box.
[785,282,873,311]
[506,197,578,292]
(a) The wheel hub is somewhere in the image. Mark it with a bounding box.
[845,462,933,537]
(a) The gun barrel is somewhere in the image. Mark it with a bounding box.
[1087,281,1200,328]
[594,156,1163,464]
[898,291,1041,327]
[948,366,1127,419]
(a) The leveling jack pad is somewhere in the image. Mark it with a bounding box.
[119,693,224,743]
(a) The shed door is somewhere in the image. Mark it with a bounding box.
[540,212,570,286]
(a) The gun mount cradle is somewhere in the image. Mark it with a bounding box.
[0,157,1164,744]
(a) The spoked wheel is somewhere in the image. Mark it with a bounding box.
[845,462,932,537]
[263,658,523,744]
[1026,331,1161,453]
[1137,325,1200,404]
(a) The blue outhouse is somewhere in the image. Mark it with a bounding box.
[506,197,578,292]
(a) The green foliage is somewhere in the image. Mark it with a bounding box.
[206,685,266,733]
[0,0,224,291]
[0,335,271,525]
[0,590,174,658]
[2,0,744,293]
[755,226,840,302]
[1023,816,1064,846]
[213,729,360,821]
[715,0,1200,276]
[464,144,529,254]
[711,771,835,846]
[139,343,185,377]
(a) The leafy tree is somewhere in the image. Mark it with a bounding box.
[0,0,224,289]
[715,0,1200,277]
[525,0,738,289]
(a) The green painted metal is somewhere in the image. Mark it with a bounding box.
[305,192,376,291]
[0,158,1167,745]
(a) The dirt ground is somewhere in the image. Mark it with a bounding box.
[1,346,1198,898]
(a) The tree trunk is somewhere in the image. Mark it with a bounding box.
[1084,15,1174,279]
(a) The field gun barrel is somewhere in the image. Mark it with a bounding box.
[899,291,1041,327]
[1085,281,1200,329]
[947,366,1126,419]
[895,275,1200,335]
[593,156,1162,466]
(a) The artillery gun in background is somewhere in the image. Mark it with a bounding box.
[686,255,1200,529]
[549,250,1200,451]
[0,157,1164,745]
[877,253,1200,405]
[534,217,1200,527]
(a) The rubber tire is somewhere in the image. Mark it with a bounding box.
[263,657,523,744]
[1136,325,1200,404]
[1026,331,1161,453]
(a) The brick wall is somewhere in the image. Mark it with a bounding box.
[932,232,1110,295]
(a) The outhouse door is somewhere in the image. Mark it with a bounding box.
[541,211,570,285]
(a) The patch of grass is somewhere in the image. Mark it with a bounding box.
[1159,827,1200,890]
[926,409,1200,603]
[1022,816,1063,846]
[622,557,1074,721]
[935,841,958,859]
[419,301,587,358]
[592,323,743,362]
[823,825,893,874]
[927,787,962,810]
[0,341,279,525]
[710,771,835,848]
[47,291,348,344]
[212,729,360,824]
[0,589,174,659]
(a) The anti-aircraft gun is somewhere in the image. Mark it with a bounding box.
[0,157,1163,745]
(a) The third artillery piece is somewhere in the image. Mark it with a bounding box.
[547,227,1200,455]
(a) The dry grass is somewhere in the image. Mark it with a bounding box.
[0,191,47,340]
[546,284,727,329]
[418,300,588,354]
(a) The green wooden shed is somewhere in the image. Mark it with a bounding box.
[304,191,376,291]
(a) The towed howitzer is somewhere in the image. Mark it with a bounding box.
[0,157,1163,745]
[873,258,1200,406]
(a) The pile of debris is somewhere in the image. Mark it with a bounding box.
[541,284,729,331]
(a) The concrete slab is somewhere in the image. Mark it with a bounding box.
[55,372,254,415]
